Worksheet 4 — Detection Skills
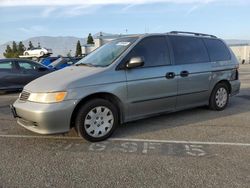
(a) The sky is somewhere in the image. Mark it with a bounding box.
[0,0,250,44]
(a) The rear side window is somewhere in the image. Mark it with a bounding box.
[128,36,171,67]
[0,61,13,70]
[203,39,231,61]
[169,36,209,64]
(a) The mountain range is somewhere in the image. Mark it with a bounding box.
[0,33,249,58]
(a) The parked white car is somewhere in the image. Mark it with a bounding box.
[23,47,52,57]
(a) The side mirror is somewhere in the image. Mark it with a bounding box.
[37,67,48,71]
[126,57,144,69]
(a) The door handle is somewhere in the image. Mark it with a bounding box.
[166,72,175,79]
[180,71,189,77]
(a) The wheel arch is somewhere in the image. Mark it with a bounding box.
[70,92,124,128]
[213,80,231,94]
[209,79,232,104]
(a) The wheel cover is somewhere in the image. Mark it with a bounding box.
[215,87,228,108]
[84,106,114,138]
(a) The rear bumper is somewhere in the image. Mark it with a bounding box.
[13,99,78,134]
[230,80,241,96]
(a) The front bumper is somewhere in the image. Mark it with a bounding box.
[13,99,78,134]
[230,80,241,96]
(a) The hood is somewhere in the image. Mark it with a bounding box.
[24,66,105,92]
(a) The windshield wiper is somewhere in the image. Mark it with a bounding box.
[75,63,94,67]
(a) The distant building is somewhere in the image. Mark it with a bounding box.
[230,44,250,64]
[81,32,133,56]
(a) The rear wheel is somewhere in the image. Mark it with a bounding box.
[209,83,229,111]
[24,52,29,56]
[75,99,118,142]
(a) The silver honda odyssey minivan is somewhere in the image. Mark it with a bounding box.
[11,31,240,142]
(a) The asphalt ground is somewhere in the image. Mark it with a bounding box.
[0,64,250,188]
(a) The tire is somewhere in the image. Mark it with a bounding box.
[25,52,29,56]
[209,83,229,111]
[75,99,119,142]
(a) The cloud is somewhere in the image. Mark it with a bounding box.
[186,5,199,15]
[0,0,231,7]
[58,5,101,17]
[121,4,138,12]
[39,5,102,18]
[18,25,47,34]
[41,7,57,17]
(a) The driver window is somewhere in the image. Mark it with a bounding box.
[126,36,171,67]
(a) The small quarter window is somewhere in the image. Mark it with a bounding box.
[203,39,231,61]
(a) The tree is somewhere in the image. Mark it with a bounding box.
[67,50,72,57]
[28,41,34,49]
[3,41,27,58]
[3,45,12,58]
[12,41,18,58]
[17,41,25,55]
[12,41,17,53]
[75,40,82,57]
[87,33,94,44]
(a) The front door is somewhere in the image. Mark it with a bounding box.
[0,60,20,90]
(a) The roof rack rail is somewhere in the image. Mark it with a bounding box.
[169,31,217,38]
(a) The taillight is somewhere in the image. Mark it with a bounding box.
[231,68,239,80]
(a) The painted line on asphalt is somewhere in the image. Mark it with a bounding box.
[110,138,250,147]
[0,134,250,147]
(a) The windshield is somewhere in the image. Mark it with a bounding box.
[75,37,138,67]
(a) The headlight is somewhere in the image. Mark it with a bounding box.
[28,92,67,103]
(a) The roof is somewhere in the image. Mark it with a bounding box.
[81,31,220,48]
[167,31,217,38]
[95,31,219,41]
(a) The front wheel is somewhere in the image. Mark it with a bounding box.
[209,83,229,111]
[75,99,118,142]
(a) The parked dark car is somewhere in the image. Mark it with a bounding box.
[48,57,82,70]
[0,58,52,92]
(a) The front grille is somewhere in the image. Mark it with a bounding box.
[19,91,30,101]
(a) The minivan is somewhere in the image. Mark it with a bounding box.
[11,31,241,142]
